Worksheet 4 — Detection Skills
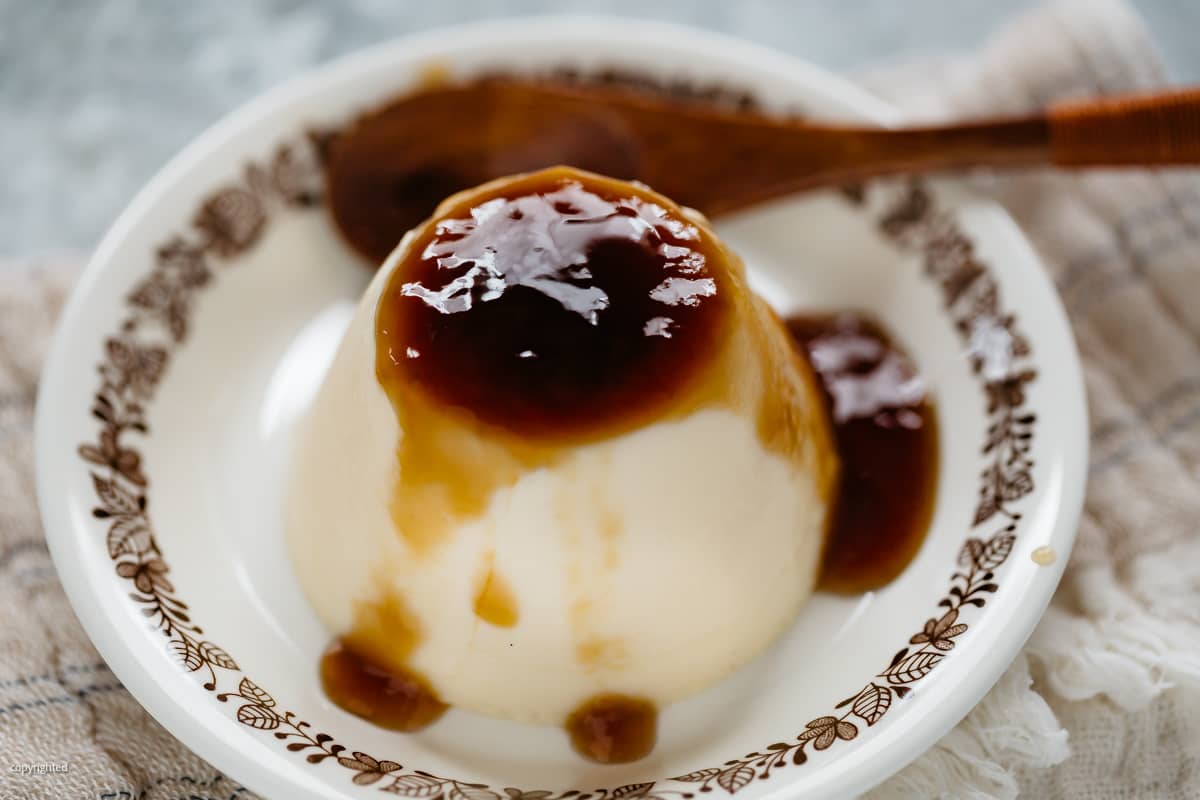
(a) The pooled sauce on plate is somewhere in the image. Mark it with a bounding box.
[786,313,939,592]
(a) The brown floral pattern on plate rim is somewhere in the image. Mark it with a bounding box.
[78,135,1036,798]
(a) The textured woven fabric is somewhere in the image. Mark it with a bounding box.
[0,261,253,799]
[864,1,1200,797]
[2,1,1198,797]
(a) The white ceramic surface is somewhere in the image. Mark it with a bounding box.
[35,18,1087,800]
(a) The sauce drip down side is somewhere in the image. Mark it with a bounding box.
[318,589,447,732]
[320,642,448,732]
[786,312,939,592]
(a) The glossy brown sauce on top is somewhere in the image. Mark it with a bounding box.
[786,312,939,593]
[377,170,729,439]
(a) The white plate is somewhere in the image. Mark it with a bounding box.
[35,18,1087,800]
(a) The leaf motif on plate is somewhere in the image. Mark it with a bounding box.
[716,765,754,794]
[237,677,273,707]
[106,516,151,557]
[198,640,238,670]
[798,717,841,750]
[673,769,720,783]
[882,651,944,685]
[237,702,280,730]
[447,784,501,800]
[194,187,265,258]
[502,790,552,800]
[973,493,999,526]
[171,637,202,672]
[978,532,1015,570]
[350,759,401,786]
[384,774,446,797]
[92,472,141,515]
[851,683,892,726]
[959,538,985,567]
[1002,470,1034,502]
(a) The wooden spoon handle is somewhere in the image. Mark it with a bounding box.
[817,87,1200,180]
[652,86,1200,214]
[1046,87,1200,166]
[715,86,1200,209]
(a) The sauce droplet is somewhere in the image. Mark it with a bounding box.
[473,564,519,628]
[320,640,447,731]
[565,694,657,764]
[786,312,940,592]
[1031,545,1057,566]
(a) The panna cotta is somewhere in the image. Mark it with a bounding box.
[287,166,837,760]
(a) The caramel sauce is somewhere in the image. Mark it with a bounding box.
[786,312,939,592]
[320,641,447,732]
[320,586,447,731]
[385,393,534,554]
[377,169,729,438]
[372,168,779,554]
[473,561,519,628]
[565,694,657,764]
[346,588,423,664]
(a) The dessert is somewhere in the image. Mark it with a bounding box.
[287,166,838,760]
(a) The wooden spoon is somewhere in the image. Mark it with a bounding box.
[325,78,1200,264]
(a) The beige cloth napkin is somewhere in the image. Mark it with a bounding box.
[2,1,1199,797]
[860,1,1200,797]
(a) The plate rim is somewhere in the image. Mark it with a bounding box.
[34,15,1088,800]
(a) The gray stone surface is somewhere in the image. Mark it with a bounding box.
[1,0,1193,258]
